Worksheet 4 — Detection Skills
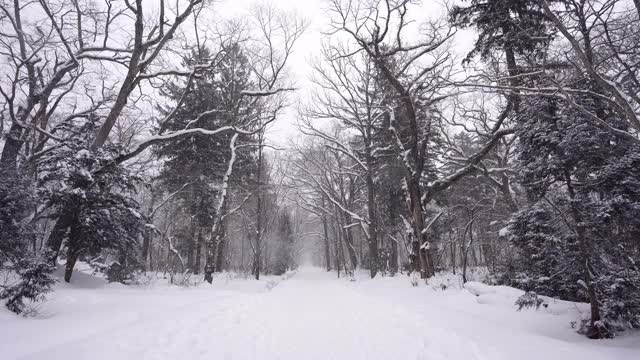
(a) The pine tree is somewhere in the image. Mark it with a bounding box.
[0,254,56,315]
[505,77,640,337]
[450,0,556,122]
[37,115,145,283]
[450,0,553,62]
[155,44,257,274]
[273,210,295,275]
[0,167,55,315]
[0,167,35,264]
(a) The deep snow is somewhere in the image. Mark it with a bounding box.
[1,267,638,360]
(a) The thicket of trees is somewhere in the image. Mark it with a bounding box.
[1,0,639,340]
[0,0,303,313]
[291,0,640,338]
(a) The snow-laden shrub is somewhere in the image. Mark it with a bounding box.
[0,254,55,315]
[426,267,491,290]
[37,116,146,283]
[516,292,545,310]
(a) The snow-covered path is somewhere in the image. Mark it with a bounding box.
[3,268,638,360]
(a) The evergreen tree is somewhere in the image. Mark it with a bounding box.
[505,78,640,338]
[273,210,295,275]
[2,115,146,313]
[0,168,35,265]
[450,0,553,62]
[0,167,55,315]
[155,44,258,274]
[0,255,55,315]
[450,0,556,119]
[37,115,145,283]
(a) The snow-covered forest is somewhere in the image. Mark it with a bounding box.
[1,0,640,358]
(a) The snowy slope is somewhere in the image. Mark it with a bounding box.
[1,268,638,360]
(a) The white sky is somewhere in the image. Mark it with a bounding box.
[212,0,325,147]
[214,0,475,148]
[5,0,474,150]
[2,0,475,151]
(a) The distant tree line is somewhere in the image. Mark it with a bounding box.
[0,0,304,313]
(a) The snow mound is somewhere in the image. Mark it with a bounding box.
[463,280,593,319]
[463,281,494,296]
[464,281,522,302]
[425,268,490,290]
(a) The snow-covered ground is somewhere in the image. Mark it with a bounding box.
[1,267,638,360]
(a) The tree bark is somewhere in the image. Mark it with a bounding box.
[194,227,203,274]
[450,234,456,274]
[339,211,358,270]
[141,227,152,270]
[254,135,264,280]
[0,124,24,169]
[322,214,331,271]
[214,232,227,272]
[142,191,157,270]
[332,218,344,277]
[407,179,434,278]
[64,248,79,283]
[63,213,81,282]
[390,236,398,274]
[564,169,607,338]
[462,220,474,284]
[43,210,76,265]
[186,226,196,272]
[364,152,379,278]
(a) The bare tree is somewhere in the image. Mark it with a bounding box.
[0,0,306,287]
[325,0,513,278]
[299,43,388,277]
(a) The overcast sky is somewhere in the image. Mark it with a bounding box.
[215,0,475,147]
[211,0,323,147]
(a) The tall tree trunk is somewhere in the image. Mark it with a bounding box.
[364,158,378,278]
[450,233,456,274]
[332,219,343,278]
[63,214,81,282]
[141,227,152,271]
[503,43,521,114]
[214,200,229,272]
[214,233,227,272]
[263,237,269,275]
[254,134,264,280]
[149,242,154,272]
[339,211,358,270]
[205,133,239,282]
[142,191,157,270]
[186,226,197,272]
[0,124,25,169]
[241,233,246,273]
[407,179,434,278]
[43,210,76,264]
[64,248,79,283]
[564,170,607,338]
[390,236,398,274]
[501,175,519,213]
[0,1,40,168]
[322,214,331,271]
[194,227,203,274]
[462,220,474,284]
